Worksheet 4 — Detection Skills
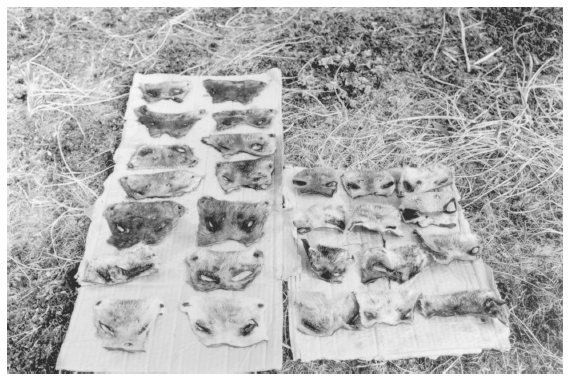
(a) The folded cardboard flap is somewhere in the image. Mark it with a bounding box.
[284,166,510,363]
[57,69,285,373]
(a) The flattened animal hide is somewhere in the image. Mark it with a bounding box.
[399,189,458,228]
[415,230,481,265]
[300,238,354,283]
[127,145,199,170]
[203,79,267,104]
[135,106,206,138]
[396,163,454,197]
[360,245,431,284]
[83,243,159,285]
[186,248,264,292]
[294,292,361,337]
[346,203,404,237]
[139,81,191,103]
[119,170,202,200]
[292,167,338,197]
[419,290,508,325]
[196,197,271,247]
[291,204,346,234]
[212,109,277,130]
[201,133,277,158]
[180,294,268,348]
[103,201,185,249]
[215,156,274,193]
[93,298,165,352]
[341,170,395,198]
[355,289,420,328]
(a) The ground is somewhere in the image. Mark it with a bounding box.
[7,7,562,373]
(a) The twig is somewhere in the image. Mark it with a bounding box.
[457,7,471,73]
[473,46,503,66]
[433,10,447,61]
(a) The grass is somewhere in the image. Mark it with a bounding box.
[7,7,562,373]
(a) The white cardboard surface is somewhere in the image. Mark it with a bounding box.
[57,69,284,373]
[283,166,511,362]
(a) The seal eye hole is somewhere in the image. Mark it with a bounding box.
[222,175,232,183]
[381,181,395,189]
[147,90,158,98]
[293,180,307,186]
[195,322,212,335]
[400,310,412,320]
[364,311,376,320]
[239,320,258,336]
[155,221,170,232]
[99,322,115,335]
[139,148,154,156]
[403,181,414,192]
[402,209,421,221]
[251,143,263,151]
[138,324,149,335]
[325,181,337,188]
[469,246,480,256]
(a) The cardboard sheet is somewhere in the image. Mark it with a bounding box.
[283,166,510,362]
[57,69,284,373]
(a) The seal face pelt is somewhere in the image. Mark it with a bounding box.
[83,243,159,285]
[396,163,455,197]
[139,81,191,103]
[203,79,267,104]
[196,197,271,247]
[215,156,274,193]
[341,169,395,198]
[300,238,354,283]
[419,290,508,325]
[355,289,420,328]
[186,248,264,292]
[294,292,361,337]
[346,203,404,237]
[93,298,165,352]
[292,167,338,197]
[360,245,431,284]
[201,133,277,158]
[103,201,186,249]
[180,294,268,348]
[127,145,199,170]
[399,189,458,228]
[119,170,202,200]
[290,204,346,234]
[135,106,206,138]
[212,109,277,130]
[415,230,481,265]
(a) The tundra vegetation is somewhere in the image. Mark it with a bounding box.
[7,7,562,373]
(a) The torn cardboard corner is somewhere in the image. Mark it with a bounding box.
[57,69,285,373]
[283,166,510,363]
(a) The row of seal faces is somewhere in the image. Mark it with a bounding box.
[292,163,454,199]
[292,190,460,237]
[299,231,480,285]
[102,198,271,249]
[82,243,265,293]
[294,289,507,338]
[134,106,279,139]
[93,294,269,352]
[140,79,269,105]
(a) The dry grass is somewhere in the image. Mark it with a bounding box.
[7,7,562,373]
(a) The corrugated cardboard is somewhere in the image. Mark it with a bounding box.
[57,69,284,373]
[283,166,510,362]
